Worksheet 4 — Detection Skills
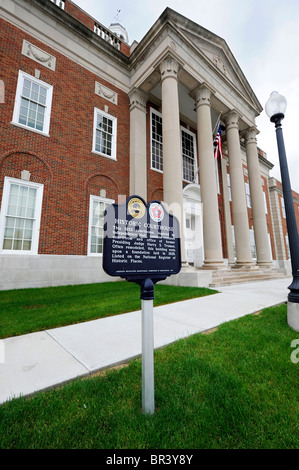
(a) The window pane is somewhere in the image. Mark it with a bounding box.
[22,79,31,98]
[13,239,22,250]
[182,130,195,183]
[89,198,111,255]
[22,240,32,251]
[19,76,47,131]
[95,112,114,157]
[2,183,38,251]
[151,112,163,170]
[3,239,12,250]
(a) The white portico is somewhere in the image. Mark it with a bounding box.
[129,8,272,273]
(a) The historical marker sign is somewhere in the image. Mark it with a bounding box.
[102,195,181,415]
[102,195,181,281]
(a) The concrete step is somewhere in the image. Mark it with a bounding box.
[210,268,288,287]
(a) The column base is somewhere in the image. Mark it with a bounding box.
[256,261,273,268]
[180,261,190,269]
[231,262,258,270]
[201,260,226,270]
[287,301,299,332]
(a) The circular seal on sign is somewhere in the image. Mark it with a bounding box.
[149,202,164,222]
[128,197,146,219]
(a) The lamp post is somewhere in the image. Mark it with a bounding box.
[265,91,299,331]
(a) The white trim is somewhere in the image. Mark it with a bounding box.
[87,195,115,256]
[181,126,198,184]
[227,173,232,201]
[249,228,256,260]
[245,182,251,208]
[12,70,53,136]
[92,108,117,160]
[281,196,286,218]
[150,108,163,174]
[263,191,268,214]
[0,177,44,255]
[10,121,50,137]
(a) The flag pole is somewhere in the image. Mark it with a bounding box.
[192,112,222,183]
[212,112,222,137]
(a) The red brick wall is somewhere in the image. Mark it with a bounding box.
[0,18,130,256]
[64,0,94,30]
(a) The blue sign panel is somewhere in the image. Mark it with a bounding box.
[102,195,181,282]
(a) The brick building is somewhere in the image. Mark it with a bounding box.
[0,0,298,290]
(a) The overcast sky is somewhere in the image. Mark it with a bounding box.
[72,0,299,192]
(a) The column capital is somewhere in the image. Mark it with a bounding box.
[223,110,241,131]
[194,83,214,108]
[159,57,179,82]
[129,88,148,112]
[242,126,260,145]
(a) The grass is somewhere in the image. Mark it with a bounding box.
[0,304,298,449]
[0,281,217,338]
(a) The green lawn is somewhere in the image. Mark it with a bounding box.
[0,281,217,338]
[0,304,298,449]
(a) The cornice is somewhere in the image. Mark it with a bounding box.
[23,0,130,66]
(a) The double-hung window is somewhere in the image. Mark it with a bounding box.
[151,109,163,172]
[0,177,43,254]
[93,108,117,160]
[181,127,197,183]
[12,71,53,135]
[245,182,251,208]
[150,108,198,182]
[88,195,114,255]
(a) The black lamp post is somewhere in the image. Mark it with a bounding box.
[265,91,299,330]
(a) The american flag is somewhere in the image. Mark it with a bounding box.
[214,124,223,159]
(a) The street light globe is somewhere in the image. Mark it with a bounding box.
[265,91,287,120]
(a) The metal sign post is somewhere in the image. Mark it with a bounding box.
[141,278,155,414]
[102,195,181,415]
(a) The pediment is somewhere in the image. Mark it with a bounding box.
[164,9,262,113]
[182,27,259,108]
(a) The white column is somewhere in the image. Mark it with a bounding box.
[244,127,272,267]
[224,111,253,267]
[129,88,148,201]
[159,58,187,264]
[195,85,224,267]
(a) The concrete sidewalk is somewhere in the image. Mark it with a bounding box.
[0,277,291,405]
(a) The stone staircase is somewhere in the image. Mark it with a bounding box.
[209,266,289,288]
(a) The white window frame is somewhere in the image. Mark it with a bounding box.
[231,225,237,259]
[245,182,251,208]
[281,196,286,218]
[12,70,53,136]
[0,177,43,254]
[285,235,290,258]
[150,109,199,183]
[88,195,115,256]
[181,126,198,184]
[227,174,232,201]
[92,108,117,160]
[263,192,268,214]
[249,228,256,259]
[150,108,163,173]
[50,0,65,9]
